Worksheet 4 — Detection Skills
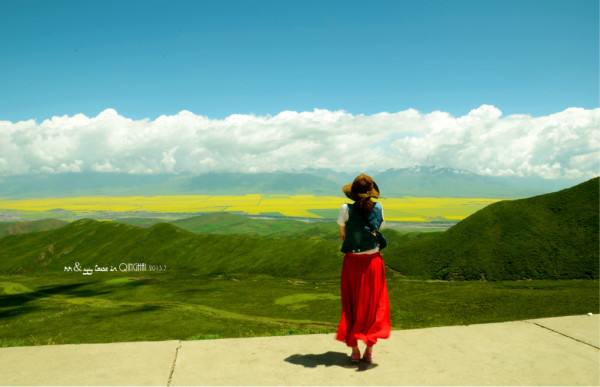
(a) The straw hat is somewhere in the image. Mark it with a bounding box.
[342,174,380,202]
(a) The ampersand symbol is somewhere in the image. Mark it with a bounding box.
[74,262,82,272]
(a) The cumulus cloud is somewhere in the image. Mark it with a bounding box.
[0,105,598,179]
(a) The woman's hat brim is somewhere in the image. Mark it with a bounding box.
[342,180,380,202]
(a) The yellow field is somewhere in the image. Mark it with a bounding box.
[0,195,503,222]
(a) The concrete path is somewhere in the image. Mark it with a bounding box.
[1,315,598,386]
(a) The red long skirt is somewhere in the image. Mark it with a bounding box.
[336,251,391,347]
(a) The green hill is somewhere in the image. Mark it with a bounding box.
[114,217,170,227]
[0,212,435,279]
[113,212,344,241]
[0,219,343,279]
[385,177,600,280]
[169,212,326,237]
[159,212,424,245]
[0,218,68,237]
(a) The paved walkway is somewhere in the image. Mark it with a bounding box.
[1,315,598,386]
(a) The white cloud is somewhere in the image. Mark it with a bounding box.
[0,105,598,179]
[57,160,83,173]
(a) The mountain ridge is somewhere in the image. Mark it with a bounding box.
[0,167,587,199]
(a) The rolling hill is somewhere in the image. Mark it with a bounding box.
[385,177,599,280]
[0,219,68,237]
[127,211,430,245]
[0,218,343,279]
[168,212,332,238]
[0,212,427,279]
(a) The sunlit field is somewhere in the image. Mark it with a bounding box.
[0,195,502,222]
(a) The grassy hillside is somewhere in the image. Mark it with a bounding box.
[114,217,170,227]
[118,212,432,245]
[168,212,329,237]
[0,213,436,279]
[385,177,599,280]
[1,272,597,347]
[0,219,344,279]
[0,219,68,237]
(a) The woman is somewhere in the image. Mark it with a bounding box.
[336,174,391,363]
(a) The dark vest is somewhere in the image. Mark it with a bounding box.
[340,202,384,253]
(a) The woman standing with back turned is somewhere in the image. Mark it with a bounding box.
[336,174,391,363]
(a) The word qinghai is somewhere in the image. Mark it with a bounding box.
[64,262,167,275]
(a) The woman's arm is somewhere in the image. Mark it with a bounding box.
[337,203,349,241]
[339,225,346,241]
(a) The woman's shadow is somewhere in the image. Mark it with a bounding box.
[284,351,378,372]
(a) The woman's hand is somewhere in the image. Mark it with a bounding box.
[339,225,346,241]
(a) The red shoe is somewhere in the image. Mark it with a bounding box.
[351,352,361,363]
[363,353,374,363]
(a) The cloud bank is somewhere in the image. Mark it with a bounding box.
[0,105,598,179]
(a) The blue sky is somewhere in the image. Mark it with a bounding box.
[1,0,598,122]
[1,0,598,179]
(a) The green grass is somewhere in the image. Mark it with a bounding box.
[387,278,599,329]
[0,272,597,347]
[386,177,599,280]
[168,212,328,237]
[0,178,597,347]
